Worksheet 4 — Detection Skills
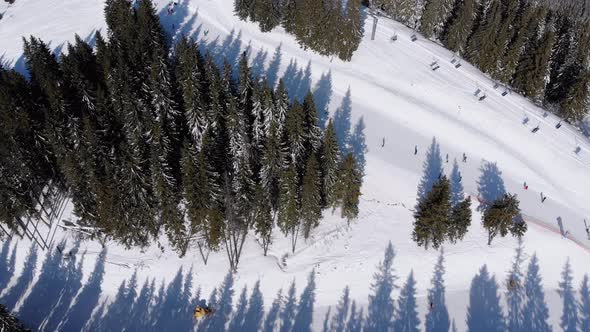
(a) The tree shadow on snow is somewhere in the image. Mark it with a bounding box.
[59,248,106,332]
[425,250,450,332]
[417,138,444,204]
[0,238,17,294]
[350,116,368,175]
[292,270,316,332]
[477,161,506,211]
[15,239,73,330]
[313,70,332,130]
[333,88,353,154]
[0,242,38,311]
[466,265,505,332]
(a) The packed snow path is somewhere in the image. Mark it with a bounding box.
[1,0,590,331]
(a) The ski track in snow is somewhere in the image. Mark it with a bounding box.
[1,0,590,331]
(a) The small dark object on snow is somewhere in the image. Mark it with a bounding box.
[411,34,417,42]
[584,219,590,240]
[455,62,462,68]
[194,306,214,319]
[451,58,457,64]
[523,182,528,190]
[575,146,581,154]
[502,90,508,96]
[446,153,448,163]
[493,82,500,89]
[540,192,547,203]
[432,65,440,71]
[430,61,438,67]
[414,145,418,155]
[391,35,397,42]
[542,111,549,118]
[531,126,540,133]
[478,95,487,101]
[474,88,481,96]
[429,301,434,310]
[462,153,467,163]
[382,137,385,147]
[508,278,519,290]
[556,121,562,129]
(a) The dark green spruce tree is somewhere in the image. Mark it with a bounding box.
[320,119,340,208]
[334,153,362,223]
[482,193,526,245]
[413,175,451,250]
[300,155,322,239]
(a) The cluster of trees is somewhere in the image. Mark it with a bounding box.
[373,0,590,122]
[0,0,363,269]
[234,0,364,61]
[412,139,525,249]
[412,139,472,250]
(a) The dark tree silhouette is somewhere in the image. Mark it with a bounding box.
[505,239,526,332]
[579,275,590,332]
[394,271,420,332]
[522,254,551,332]
[346,300,364,332]
[417,138,444,203]
[60,250,107,332]
[425,249,450,332]
[263,289,282,332]
[365,241,397,332]
[330,286,351,332]
[0,243,37,310]
[466,265,505,332]
[242,280,264,331]
[558,259,578,332]
[280,281,297,332]
[292,270,317,332]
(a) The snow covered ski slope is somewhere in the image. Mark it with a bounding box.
[1,0,590,331]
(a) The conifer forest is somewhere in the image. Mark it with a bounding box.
[0,0,363,269]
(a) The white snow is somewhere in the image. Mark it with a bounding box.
[1,0,590,331]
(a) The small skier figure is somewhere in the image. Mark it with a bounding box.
[540,192,547,203]
[531,125,540,133]
[462,153,467,163]
[429,301,434,311]
[446,154,449,163]
[382,137,385,147]
[523,181,528,190]
[414,145,418,155]
[584,219,590,240]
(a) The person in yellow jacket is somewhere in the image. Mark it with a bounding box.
[194,306,213,319]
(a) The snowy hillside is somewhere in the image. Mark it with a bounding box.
[1,0,590,331]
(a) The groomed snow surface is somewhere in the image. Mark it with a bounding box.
[1,0,590,331]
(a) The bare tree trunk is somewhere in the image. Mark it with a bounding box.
[291,224,300,254]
